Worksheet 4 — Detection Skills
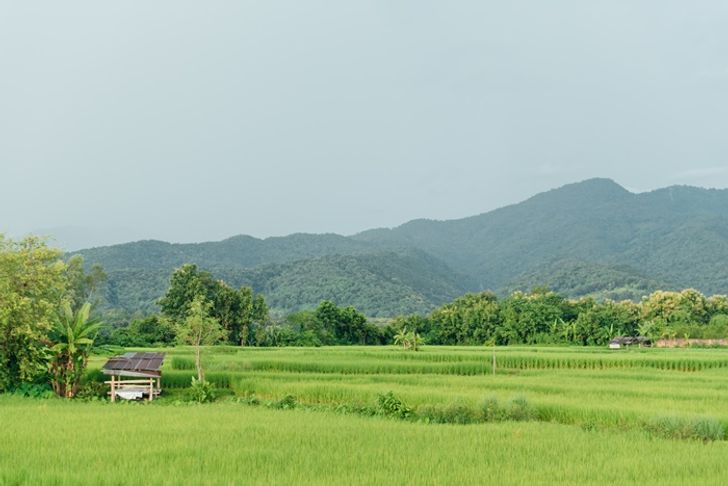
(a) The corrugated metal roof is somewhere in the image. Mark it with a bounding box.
[102,352,166,377]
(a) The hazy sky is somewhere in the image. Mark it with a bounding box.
[2,1,728,248]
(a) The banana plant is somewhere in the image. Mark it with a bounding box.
[394,327,410,349]
[48,302,103,398]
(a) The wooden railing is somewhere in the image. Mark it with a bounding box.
[105,377,161,402]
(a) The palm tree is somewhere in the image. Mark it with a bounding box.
[49,303,103,398]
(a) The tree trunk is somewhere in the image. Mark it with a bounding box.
[195,345,204,381]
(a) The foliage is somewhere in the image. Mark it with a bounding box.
[64,255,107,310]
[356,179,728,298]
[160,264,270,345]
[75,380,108,400]
[79,248,470,317]
[507,260,663,302]
[376,391,411,419]
[176,296,226,381]
[393,327,423,351]
[9,383,55,399]
[0,236,68,391]
[270,394,298,410]
[416,288,728,346]
[72,180,728,319]
[48,302,103,398]
[646,416,725,442]
[189,377,216,403]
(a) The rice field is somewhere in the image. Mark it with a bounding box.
[138,346,728,431]
[6,345,728,484]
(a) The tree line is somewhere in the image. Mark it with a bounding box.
[396,288,728,346]
[104,264,390,348]
[4,234,728,396]
[112,264,728,349]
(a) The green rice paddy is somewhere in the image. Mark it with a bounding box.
[5,345,728,484]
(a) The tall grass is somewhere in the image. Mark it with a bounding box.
[3,397,728,485]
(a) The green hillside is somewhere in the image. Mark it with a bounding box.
[504,260,665,301]
[75,233,374,271]
[99,250,471,317]
[76,178,728,317]
[355,179,728,295]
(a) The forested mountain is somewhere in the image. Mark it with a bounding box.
[76,233,374,271]
[75,178,728,317]
[504,260,664,301]
[355,179,728,295]
[101,250,470,317]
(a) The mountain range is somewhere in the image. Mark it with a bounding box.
[73,178,728,317]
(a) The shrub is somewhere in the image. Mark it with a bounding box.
[10,383,55,399]
[189,377,215,403]
[442,403,478,424]
[480,396,535,422]
[416,405,445,424]
[646,416,725,442]
[334,403,376,416]
[376,392,412,419]
[506,397,535,422]
[481,396,503,422]
[76,381,108,400]
[691,418,725,442]
[271,394,297,410]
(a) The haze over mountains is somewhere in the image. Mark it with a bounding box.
[73,179,728,317]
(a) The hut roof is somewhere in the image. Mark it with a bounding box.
[102,352,166,378]
[609,336,651,346]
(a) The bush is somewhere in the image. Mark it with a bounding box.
[10,383,55,399]
[415,403,478,424]
[646,416,725,442]
[506,397,536,422]
[189,377,215,403]
[443,403,478,424]
[480,396,535,422]
[76,381,108,400]
[270,394,298,410]
[481,396,505,422]
[376,392,412,419]
[334,403,376,416]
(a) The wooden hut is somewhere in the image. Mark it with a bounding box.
[608,336,651,349]
[102,352,165,401]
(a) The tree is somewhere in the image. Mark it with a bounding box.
[176,296,225,381]
[48,302,102,398]
[127,315,176,346]
[160,264,270,345]
[314,301,368,345]
[64,255,107,310]
[0,236,68,391]
[159,264,218,321]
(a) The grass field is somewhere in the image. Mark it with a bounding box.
[5,345,728,484]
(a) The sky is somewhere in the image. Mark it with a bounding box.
[2,1,728,249]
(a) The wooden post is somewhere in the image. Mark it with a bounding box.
[111,374,116,402]
[149,378,154,402]
[156,377,161,393]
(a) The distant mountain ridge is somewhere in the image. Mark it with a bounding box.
[74,178,728,316]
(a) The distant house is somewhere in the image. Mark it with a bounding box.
[608,336,651,349]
